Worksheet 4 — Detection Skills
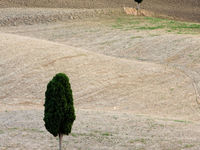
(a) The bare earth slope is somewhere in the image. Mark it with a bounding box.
[1,32,198,120]
[0,8,124,27]
[0,2,200,147]
[1,32,200,149]
[0,0,200,22]
[0,4,200,149]
[2,15,200,104]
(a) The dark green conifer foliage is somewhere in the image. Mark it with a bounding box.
[44,73,75,149]
[134,0,143,4]
[134,0,143,10]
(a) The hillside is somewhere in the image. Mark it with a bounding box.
[0,0,200,22]
[1,30,200,149]
[0,1,200,149]
[0,32,197,120]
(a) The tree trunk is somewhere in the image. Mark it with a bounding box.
[137,3,140,15]
[136,3,140,10]
[59,133,63,150]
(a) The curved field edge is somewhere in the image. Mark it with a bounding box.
[0,32,199,121]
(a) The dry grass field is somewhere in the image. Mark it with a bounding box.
[0,1,200,150]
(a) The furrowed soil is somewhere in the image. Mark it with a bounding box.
[0,0,200,22]
[0,6,200,150]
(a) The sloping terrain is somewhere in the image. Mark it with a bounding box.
[0,5,200,150]
[0,0,200,22]
[2,14,200,104]
[0,32,200,150]
[0,32,197,120]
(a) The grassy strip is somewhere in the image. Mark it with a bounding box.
[112,15,200,34]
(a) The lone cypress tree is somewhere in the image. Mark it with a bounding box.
[44,73,76,150]
[134,0,143,10]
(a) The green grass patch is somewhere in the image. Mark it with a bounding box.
[129,138,148,144]
[70,132,96,137]
[112,24,123,29]
[135,25,164,30]
[149,34,160,37]
[184,144,195,148]
[130,36,143,39]
[173,120,190,123]
[101,132,112,136]
[71,133,78,137]
[0,130,4,134]
[23,128,44,133]
[111,15,200,34]
[143,16,165,23]
[100,39,118,45]
[8,127,18,131]
[188,54,193,57]
[171,23,200,29]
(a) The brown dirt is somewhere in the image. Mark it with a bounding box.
[0,8,123,27]
[0,0,200,22]
[1,32,197,120]
[1,7,200,150]
[143,0,200,22]
[2,109,200,150]
[0,31,200,149]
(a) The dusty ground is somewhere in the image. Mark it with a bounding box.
[0,0,200,22]
[0,8,200,150]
